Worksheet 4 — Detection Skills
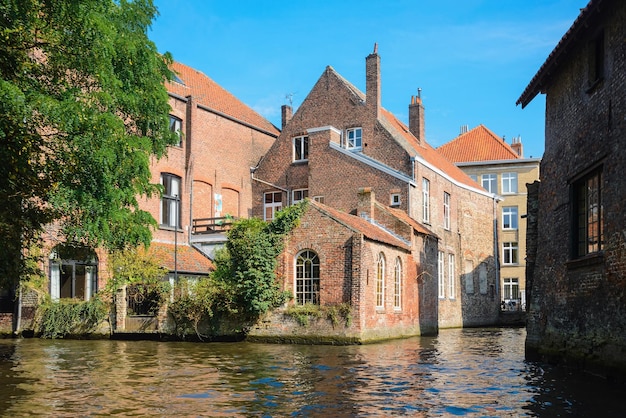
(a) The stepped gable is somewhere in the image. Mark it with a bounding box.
[167,61,280,136]
[437,124,520,163]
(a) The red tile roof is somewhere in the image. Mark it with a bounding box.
[166,61,280,137]
[386,206,437,238]
[436,124,520,163]
[380,108,481,190]
[310,200,411,250]
[146,242,214,274]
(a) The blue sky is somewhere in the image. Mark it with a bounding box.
[150,0,588,159]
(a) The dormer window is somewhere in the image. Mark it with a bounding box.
[345,127,362,150]
[293,135,309,162]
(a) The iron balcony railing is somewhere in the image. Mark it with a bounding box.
[191,216,237,235]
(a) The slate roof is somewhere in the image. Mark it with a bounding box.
[436,124,520,163]
[310,200,411,251]
[166,61,280,137]
[146,242,214,274]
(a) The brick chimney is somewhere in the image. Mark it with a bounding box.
[409,92,425,143]
[365,44,381,118]
[511,136,523,157]
[358,187,375,221]
[281,105,292,129]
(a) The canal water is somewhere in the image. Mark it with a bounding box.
[0,327,623,417]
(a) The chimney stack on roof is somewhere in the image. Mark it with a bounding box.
[366,45,381,118]
[409,93,425,143]
[510,135,523,157]
[459,125,469,135]
[358,187,375,222]
[281,105,292,129]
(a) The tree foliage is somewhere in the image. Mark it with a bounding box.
[0,0,178,288]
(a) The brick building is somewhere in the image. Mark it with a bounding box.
[517,0,626,376]
[438,125,540,311]
[250,47,500,339]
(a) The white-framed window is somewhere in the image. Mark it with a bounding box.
[376,252,385,309]
[345,127,362,150]
[448,253,456,299]
[502,206,518,230]
[295,250,320,305]
[160,173,181,228]
[293,135,309,162]
[390,193,401,207]
[169,115,182,147]
[443,192,451,230]
[264,191,283,221]
[438,251,445,298]
[394,257,402,310]
[502,172,518,194]
[292,189,308,204]
[502,242,519,265]
[49,246,98,301]
[313,195,325,204]
[503,277,519,301]
[482,173,497,194]
[422,178,430,223]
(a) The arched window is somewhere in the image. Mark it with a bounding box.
[376,252,385,308]
[394,257,402,310]
[295,250,320,305]
[49,245,98,301]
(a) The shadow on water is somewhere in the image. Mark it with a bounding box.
[0,328,624,417]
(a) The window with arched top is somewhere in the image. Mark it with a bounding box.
[394,257,402,310]
[295,250,320,305]
[376,252,385,309]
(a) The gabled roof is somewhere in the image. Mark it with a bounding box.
[146,242,214,274]
[166,61,280,137]
[517,0,606,107]
[386,206,437,238]
[309,200,411,251]
[437,125,520,163]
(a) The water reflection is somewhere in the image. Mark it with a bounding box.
[0,328,623,417]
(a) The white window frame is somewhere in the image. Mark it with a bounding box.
[345,127,362,150]
[292,189,308,204]
[169,115,182,147]
[293,135,309,162]
[376,252,385,309]
[393,257,402,310]
[438,251,445,299]
[443,192,451,230]
[503,277,520,301]
[264,191,283,221]
[422,178,430,224]
[502,172,518,194]
[482,173,497,194]
[295,250,320,305]
[390,193,401,207]
[502,206,518,230]
[448,253,456,300]
[502,242,519,265]
[160,173,181,228]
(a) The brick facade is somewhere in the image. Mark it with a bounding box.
[252,48,499,337]
[518,0,626,376]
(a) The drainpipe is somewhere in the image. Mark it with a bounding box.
[493,195,500,302]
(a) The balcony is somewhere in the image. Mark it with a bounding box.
[191,216,236,235]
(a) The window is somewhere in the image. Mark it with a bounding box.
[448,253,455,299]
[443,192,451,230]
[313,195,325,204]
[422,178,430,223]
[394,257,402,310]
[438,251,445,298]
[390,193,401,207]
[482,174,497,194]
[503,278,519,301]
[169,115,182,146]
[161,173,181,228]
[502,206,518,230]
[502,172,518,194]
[295,250,320,305]
[345,127,362,150]
[502,242,519,265]
[588,30,605,86]
[376,252,385,308]
[293,135,309,162]
[292,189,308,204]
[264,191,283,220]
[574,169,603,256]
[49,246,98,301]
